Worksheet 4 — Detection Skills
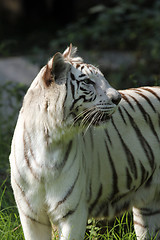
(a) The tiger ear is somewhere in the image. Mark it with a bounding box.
[43,52,68,87]
[52,52,68,81]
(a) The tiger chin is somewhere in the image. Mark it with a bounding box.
[10,44,160,240]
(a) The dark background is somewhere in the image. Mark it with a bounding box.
[0,0,160,89]
[1,0,160,90]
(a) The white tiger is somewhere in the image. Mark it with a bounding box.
[10,44,160,240]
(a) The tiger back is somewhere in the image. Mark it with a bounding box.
[10,44,160,240]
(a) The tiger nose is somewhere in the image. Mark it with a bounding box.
[108,91,122,105]
[112,92,121,105]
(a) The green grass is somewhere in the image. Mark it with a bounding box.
[0,177,136,239]
[0,206,23,240]
[0,186,136,240]
[0,180,24,239]
[85,214,136,240]
[0,179,137,239]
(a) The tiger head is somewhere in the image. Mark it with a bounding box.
[23,44,121,137]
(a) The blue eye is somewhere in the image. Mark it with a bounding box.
[83,78,95,85]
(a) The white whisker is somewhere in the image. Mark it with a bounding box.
[68,104,113,134]
[69,107,96,131]
[80,109,97,127]
[83,111,99,136]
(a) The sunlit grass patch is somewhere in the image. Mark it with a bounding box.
[0,181,24,240]
[85,213,136,240]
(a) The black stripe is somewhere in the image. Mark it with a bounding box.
[126,168,132,190]
[128,94,160,143]
[111,117,137,179]
[145,168,156,187]
[120,92,135,111]
[45,100,49,112]
[82,134,86,145]
[70,96,86,112]
[118,107,127,125]
[13,175,35,214]
[140,163,149,187]
[140,207,151,212]
[128,94,148,121]
[79,74,86,78]
[147,116,160,144]
[79,86,89,92]
[70,72,76,80]
[134,221,147,229]
[81,66,84,71]
[105,141,119,198]
[62,209,75,219]
[70,81,75,98]
[61,192,82,219]
[55,170,80,209]
[56,141,73,170]
[141,87,160,101]
[105,129,113,146]
[136,91,156,112]
[89,184,102,214]
[111,192,130,205]
[134,165,150,192]
[141,209,160,216]
[89,128,94,149]
[16,202,50,226]
[123,107,155,169]
[129,88,141,92]
[67,146,78,171]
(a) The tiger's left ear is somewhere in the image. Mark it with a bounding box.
[43,52,69,87]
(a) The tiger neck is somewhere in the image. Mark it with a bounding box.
[45,122,82,146]
[41,126,81,174]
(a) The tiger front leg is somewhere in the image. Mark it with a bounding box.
[14,197,52,240]
[19,212,52,240]
[57,202,88,240]
[133,206,160,240]
[11,175,52,240]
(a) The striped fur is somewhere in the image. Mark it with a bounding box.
[10,44,160,240]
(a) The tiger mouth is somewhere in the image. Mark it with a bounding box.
[81,110,113,127]
[91,112,112,126]
[71,106,116,128]
[91,106,116,126]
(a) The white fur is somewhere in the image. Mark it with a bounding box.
[10,45,160,240]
